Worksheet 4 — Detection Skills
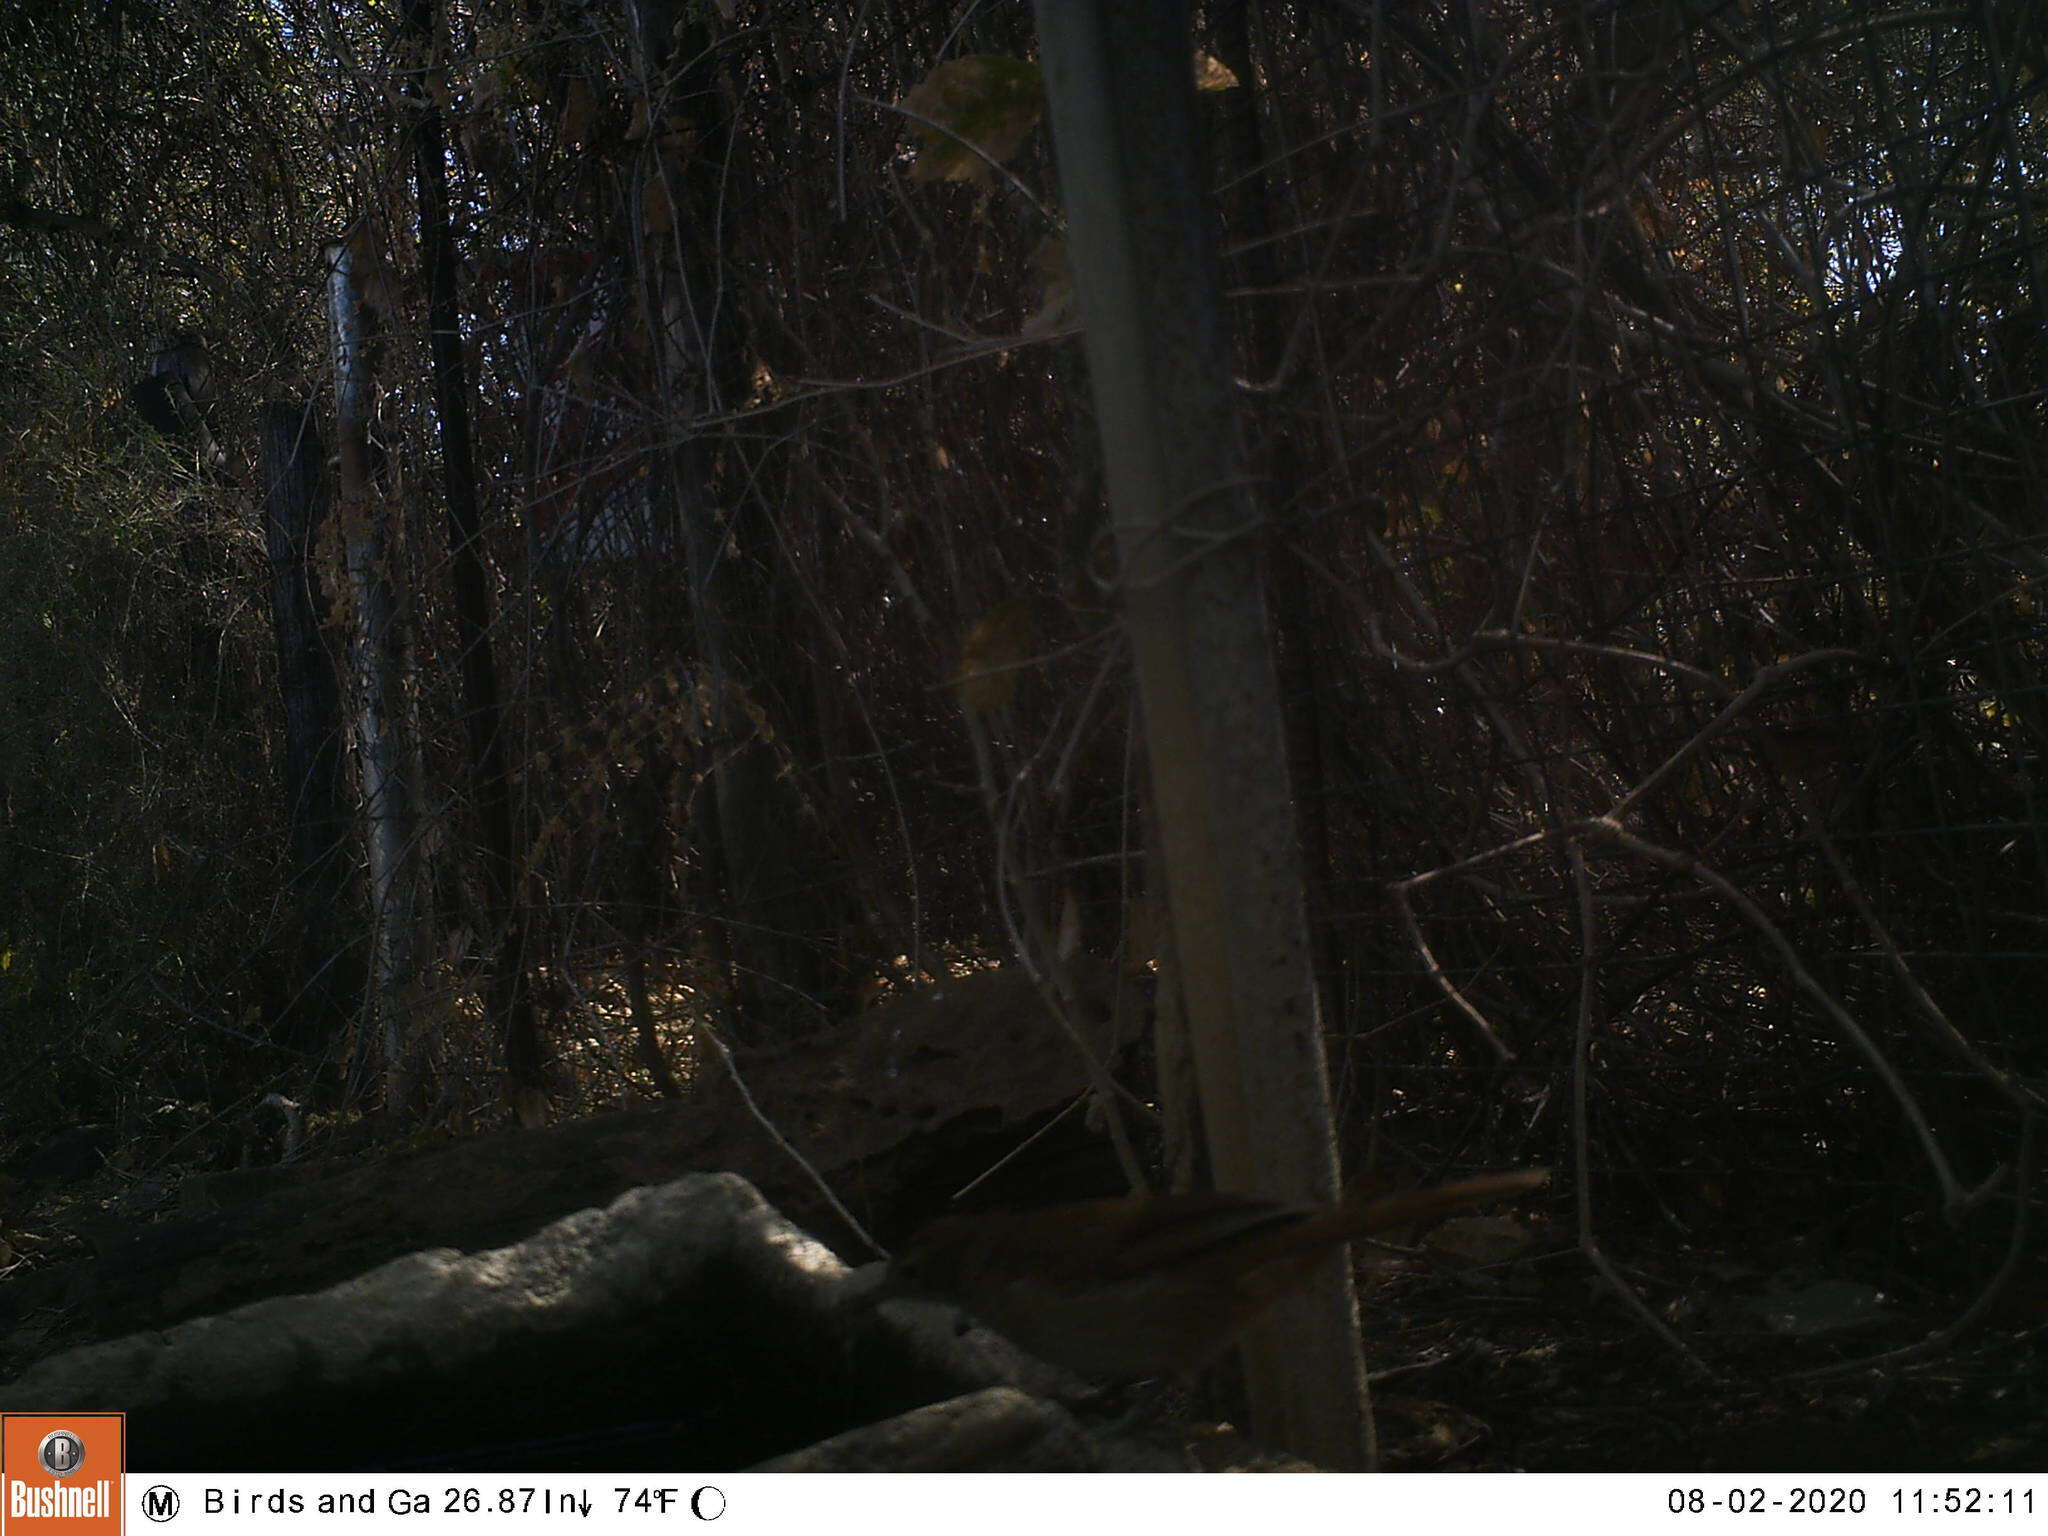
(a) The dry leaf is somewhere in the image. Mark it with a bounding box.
[560,76,599,151]
[1023,234,1074,337]
[959,596,1038,713]
[897,55,1044,184]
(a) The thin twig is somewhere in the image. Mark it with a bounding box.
[695,1016,883,1260]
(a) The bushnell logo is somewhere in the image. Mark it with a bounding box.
[36,1432,84,1477]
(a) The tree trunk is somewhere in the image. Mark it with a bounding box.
[1034,0,1371,1468]
[404,0,547,1106]
[627,0,843,1030]
[326,239,419,1117]
[1209,0,1346,1041]
[258,400,360,1058]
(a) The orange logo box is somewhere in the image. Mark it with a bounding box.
[1,1417,122,1536]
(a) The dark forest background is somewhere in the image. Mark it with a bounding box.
[6,0,2048,1465]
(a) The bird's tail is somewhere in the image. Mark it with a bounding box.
[1339,1167,1549,1240]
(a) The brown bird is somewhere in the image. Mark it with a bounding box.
[878,1169,1548,1381]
